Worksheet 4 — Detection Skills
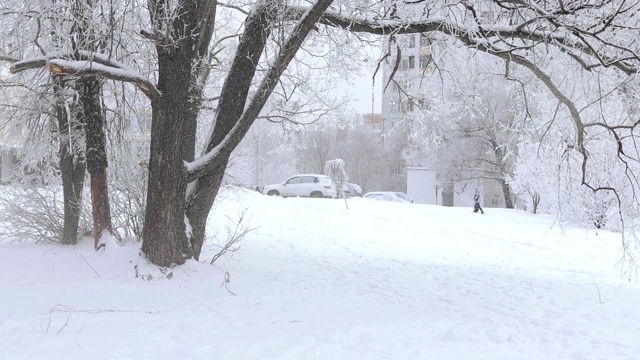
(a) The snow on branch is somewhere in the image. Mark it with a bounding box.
[0,54,21,63]
[184,0,335,182]
[46,60,160,100]
[8,52,160,100]
[284,6,638,75]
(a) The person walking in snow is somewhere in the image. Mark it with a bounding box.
[473,192,485,214]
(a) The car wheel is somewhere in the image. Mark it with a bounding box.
[310,191,323,198]
[267,190,280,196]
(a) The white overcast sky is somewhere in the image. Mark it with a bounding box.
[344,71,383,114]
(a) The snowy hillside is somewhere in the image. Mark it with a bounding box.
[1,188,639,359]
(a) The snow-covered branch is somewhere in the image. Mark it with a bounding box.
[184,0,336,182]
[0,54,21,63]
[8,52,160,100]
[284,5,639,75]
[46,60,160,100]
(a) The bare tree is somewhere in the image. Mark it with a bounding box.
[405,56,535,208]
[1,0,117,247]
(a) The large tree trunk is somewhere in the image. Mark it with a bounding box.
[186,0,335,260]
[186,166,226,260]
[141,77,197,266]
[89,169,111,245]
[141,0,199,266]
[55,78,86,245]
[500,178,514,209]
[186,2,279,261]
[531,192,540,214]
[142,0,332,264]
[72,0,114,249]
[490,139,514,209]
[81,76,113,248]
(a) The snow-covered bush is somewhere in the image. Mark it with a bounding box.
[325,159,348,198]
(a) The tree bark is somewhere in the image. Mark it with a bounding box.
[186,0,335,260]
[490,139,514,209]
[71,0,114,249]
[186,2,277,260]
[89,168,111,245]
[145,0,333,264]
[55,78,86,245]
[141,0,199,266]
[186,166,226,260]
[79,75,113,249]
[500,178,514,209]
[532,192,540,214]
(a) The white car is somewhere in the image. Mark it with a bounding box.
[363,191,413,203]
[263,174,336,198]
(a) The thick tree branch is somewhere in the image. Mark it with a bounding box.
[185,0,336,181]
[284,7,638,75]
[47,60,161,100]
[8,52,160,100]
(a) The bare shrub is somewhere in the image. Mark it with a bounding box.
[209,208,256,265]
[0,186,92,243]
[108,160,148,240]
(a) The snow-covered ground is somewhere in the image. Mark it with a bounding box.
[1,188,639,359]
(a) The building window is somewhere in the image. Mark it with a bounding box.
[401,56,416,71]
[391,100,408,113]
[419,55,431,69]
[393,79,413,92]
[420,34,431,47]
[391,101,402,113]
[408,35,416,48]
[390,98,415,113]
[417,98,428,110]
[130,113,152,133]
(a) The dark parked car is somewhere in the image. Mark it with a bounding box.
[345,183,363,197]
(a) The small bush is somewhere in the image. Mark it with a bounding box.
[0,186,92,243]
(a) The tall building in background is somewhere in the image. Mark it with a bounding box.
[372,33,436,192]
[380,33,435,134]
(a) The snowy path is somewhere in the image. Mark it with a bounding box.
[1,189,639,359]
